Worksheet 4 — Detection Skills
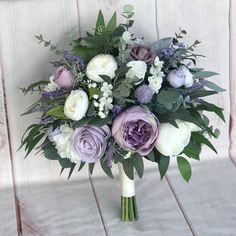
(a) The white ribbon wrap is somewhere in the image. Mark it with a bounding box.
[118,163,135,197]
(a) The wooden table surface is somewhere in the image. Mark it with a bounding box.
[0,0,235,235]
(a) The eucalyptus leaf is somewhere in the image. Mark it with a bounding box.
[193,71,219,79]
[151,37,173,54]
[201,80,226,92]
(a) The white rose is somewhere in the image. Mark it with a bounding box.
[86,54,118,82]
[52,124,74,159]
[64,90,89,121]
[155,120,192,156]
[126,60,147,84]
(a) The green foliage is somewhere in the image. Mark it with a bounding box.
[158,155,170,179]
[20,80,48,95]
[46,105,67,119]
[202,80,226,92]
[191,132,217,153]
[177,156,192,182]
[193,71,219,79]
[43,141,61,160]
[190,89,218,99]
[156,88,183,113]
[151,37,173,54]
[123,158,134,180]
[133,154,144,178]
[100,157,113,178]
[196,101,225,122]
[182,141,201,160]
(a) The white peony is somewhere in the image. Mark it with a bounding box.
[86,54,118,82]
[167,65,193,88]
[155,120,192,156]
[64,90,89,121]
[52,124,74,159]
[126,60,147,84]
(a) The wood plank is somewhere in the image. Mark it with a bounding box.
[0,1,106,235]
[0,63,18,234]
[229,0,236,161]
[167,159,236,235]
[155,0,230,159]
[92,162,193,236]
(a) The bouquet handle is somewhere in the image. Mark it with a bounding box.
[118,163,138,221]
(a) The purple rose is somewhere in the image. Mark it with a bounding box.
[71,125,111,163]
[112,106,159,156]
[130,45,156,65]
[53,66,74,88]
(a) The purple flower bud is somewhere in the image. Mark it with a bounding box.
[53,66,74,88]
[134,85,154,104]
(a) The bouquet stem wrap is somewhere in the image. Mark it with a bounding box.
[118,163,138,221]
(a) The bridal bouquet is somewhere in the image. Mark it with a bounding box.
[20,5,225,221]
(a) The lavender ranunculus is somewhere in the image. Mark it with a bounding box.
[71,125,111,163]
[112,106,159,156]
[130,45,156,65]
[53,66,74,88]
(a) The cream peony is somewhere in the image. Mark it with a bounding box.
[52,124,75,159]
[126,60,147,84]
[155,120,193,156]
[86,54,118,82]
[64,90,89,121]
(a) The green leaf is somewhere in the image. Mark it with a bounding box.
[123,158,134,180]
[112,25,126,37]
[59,158,73,168]
[158,155,170,179]
[146,150,155,162]
[78,161,86,172]
[196,101,225,122]
[107,12,117,33]
[177,156,192,182]
[23,80,48,94]
[183,142,201,160]
[72,117,92,128]
[88,87,101,99]
[25,133,45,158]
[193,71,219,79]
[46,105,66,119]
[189,68,204,73]
[96,10,105,29]
[133,155,144,178]
[99,74,112,83]
[68,163,76,179]
[191,132,217,154]
[151,37,173,54]
[202,80,226,92]
[89,163,95,175]
[88,114,113,127]
[190,89,218,99]
[100,158,113,178]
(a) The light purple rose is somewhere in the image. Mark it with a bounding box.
[71,125,111,163]
[112,106,159,156]
[53,66,74,88]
